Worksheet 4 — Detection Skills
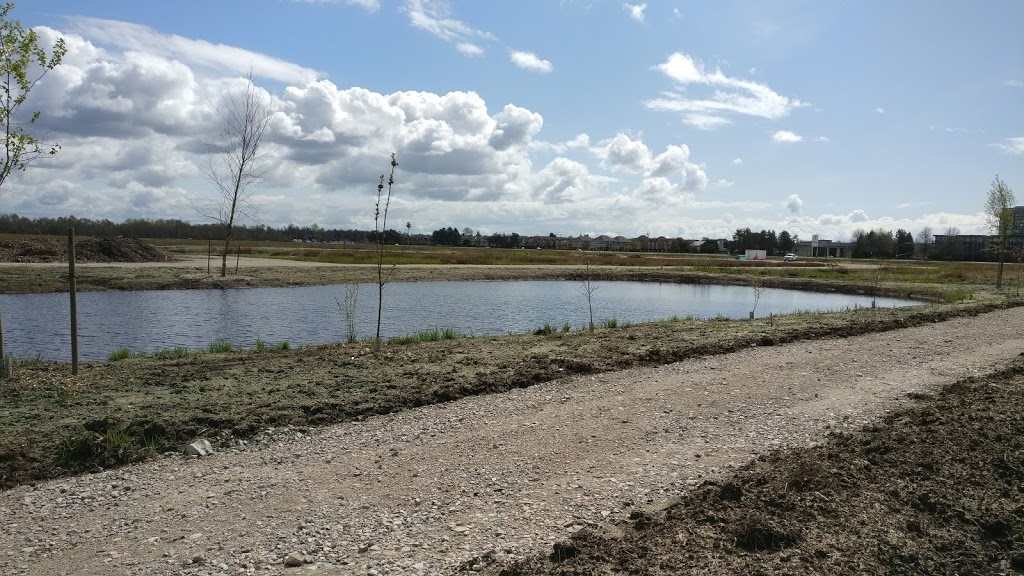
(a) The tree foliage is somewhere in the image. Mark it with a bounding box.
[431,227,462,246]
[985,174,1016,288]
[0,2,66,190]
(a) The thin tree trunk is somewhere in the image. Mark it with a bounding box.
[997,250,1004,289]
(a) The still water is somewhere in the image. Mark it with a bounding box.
[0,280,920,361]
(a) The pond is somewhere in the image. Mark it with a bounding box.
[0,280,921,362]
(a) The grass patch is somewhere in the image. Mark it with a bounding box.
[152,346,191,360]
[273,340,290,351]
[946,288,974,302]
[600,318,619,329]
[107,348,148,362]
[391,327,466,344]
[206,341,234,353]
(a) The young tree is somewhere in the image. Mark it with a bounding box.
[372,153,398,354]
[918,226,933,260]
[985,174,1016,289]
[0,2,66,190]
[198,74,273,277]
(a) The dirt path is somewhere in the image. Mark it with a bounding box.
[2,308,1022,575]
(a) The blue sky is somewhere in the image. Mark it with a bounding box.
[8,0,1023,241]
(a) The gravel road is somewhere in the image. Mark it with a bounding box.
[2,307,1022,576]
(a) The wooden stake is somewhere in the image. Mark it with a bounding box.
[68,227,79,376]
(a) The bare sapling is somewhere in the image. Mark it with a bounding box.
[750,275,765,319]
[580,251,597,331]
[337,283,359,343]
[0,306,9,379]
[197,73,272,277]
[372,153,399,354]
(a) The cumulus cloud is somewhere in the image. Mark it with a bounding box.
[714,179,734,188]
[996,137,1024,156]
[732,158,743,165]
[509,50,553,74]
[63,18,319,85]
[772,130,802,143]
[405,0,495,56]
[16,18,731,239]
[623,3,647,23]
[596,133,653,173]
[646,52,808,130]
[785,194,802,214]
[875,107,885,114]
[815,136,829,142]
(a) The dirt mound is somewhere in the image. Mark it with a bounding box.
[492,362,1024,576]
[0,237,168,263]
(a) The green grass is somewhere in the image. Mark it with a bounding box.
[534,322,558,336]
[274,340,290,351]
[12,353,44,367]
[600,318,619,329]
[206,341,234,353]
[390,327,465,344]
[152,346,191,359]
[946,288,974,302]
[107,348,148,362]
[254,338,267,352]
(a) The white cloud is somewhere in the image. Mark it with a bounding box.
[875,107,885,114]
[63,18,320,85]
[714,179,734,188]
[292,0,381,10]
[15,19,736,239]
[772,130,802,143]
[785,194,802,214]
[732,158,743,165]
[509,50,553,74]
[672,8,682,19]
[455,42,484,57]
[1005,80,1023,88]
[996,137,1024,156]
[404,0,495,55]
[647,52,808,130]
[596,133,653,173]
[815,136,829,142]
[623,3,647,23]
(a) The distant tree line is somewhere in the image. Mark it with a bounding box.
[0,213,405,244]
[849,228,915,259]
[729,228,797,255]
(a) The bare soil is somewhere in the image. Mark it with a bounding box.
[492,363,1024,576]
[0,237,168,264]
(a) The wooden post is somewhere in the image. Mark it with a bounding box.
[68,227,79,375]
[235,243,241,274]
[207,240,212,274]
[0,307,8,379]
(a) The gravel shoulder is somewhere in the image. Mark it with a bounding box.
[1,307,1022,575]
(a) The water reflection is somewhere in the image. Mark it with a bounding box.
[0,280,920,361]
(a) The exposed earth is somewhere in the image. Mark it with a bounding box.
[0,236,169,264]
[1,306,1021,575]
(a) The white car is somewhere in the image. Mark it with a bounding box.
[784,253,798,261]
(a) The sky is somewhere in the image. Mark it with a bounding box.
[6,0,1024,241]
